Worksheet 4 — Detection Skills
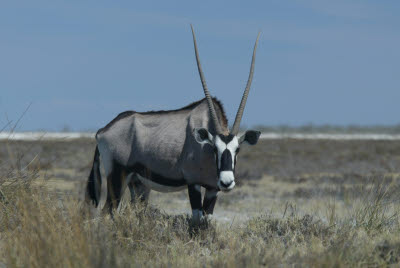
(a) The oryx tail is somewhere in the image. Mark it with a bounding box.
[86,146,102,207]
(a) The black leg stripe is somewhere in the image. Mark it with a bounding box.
[203,189,218,215]
[188,185,202,210]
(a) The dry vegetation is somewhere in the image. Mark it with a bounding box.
[1,138,400,267]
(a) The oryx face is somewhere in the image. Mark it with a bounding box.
[194,128,261,192]
[214,134,239,191]
[191,25,261,191]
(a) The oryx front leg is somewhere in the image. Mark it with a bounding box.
[188,184,203,225]
[203,188,218,218]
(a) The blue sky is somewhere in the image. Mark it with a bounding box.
[1,1,399,131]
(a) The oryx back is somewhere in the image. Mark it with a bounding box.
[95,98,228,192]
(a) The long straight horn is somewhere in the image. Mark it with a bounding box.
[230,32,261,135]
[191,24,222,134]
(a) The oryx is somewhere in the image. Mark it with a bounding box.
[86,25,261,223]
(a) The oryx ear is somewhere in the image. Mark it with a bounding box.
[194,128,214,145]
[239,130,261,145]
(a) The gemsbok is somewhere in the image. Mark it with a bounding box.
[86,25,261,223]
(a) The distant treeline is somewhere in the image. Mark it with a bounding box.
[250,124,400,134]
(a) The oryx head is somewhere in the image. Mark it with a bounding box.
[190,25,261,192]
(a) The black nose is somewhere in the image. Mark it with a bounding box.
[220,181,232,188]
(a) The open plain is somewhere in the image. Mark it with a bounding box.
[1,137,400,267]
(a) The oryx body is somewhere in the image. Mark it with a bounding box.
[86,26,261,223]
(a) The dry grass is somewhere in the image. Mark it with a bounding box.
[1,178,400,267]
[2,139,400,267]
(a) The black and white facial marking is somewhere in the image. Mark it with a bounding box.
[214,134,239,191]
[194,128,261,192]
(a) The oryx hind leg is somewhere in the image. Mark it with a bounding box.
[128,174,150,205]
[102,162,129,215]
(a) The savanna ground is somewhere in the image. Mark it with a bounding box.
[1,137,400,267]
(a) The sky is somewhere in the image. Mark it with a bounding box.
[0,0,399,131]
